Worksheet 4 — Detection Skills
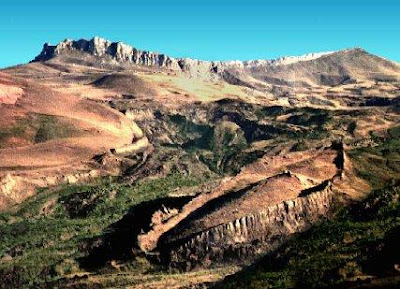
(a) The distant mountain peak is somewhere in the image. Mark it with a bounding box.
[32,37,399,83]
[33,37,174,66]
[33,37,359,68]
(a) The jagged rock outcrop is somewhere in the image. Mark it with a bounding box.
[32,37,400,86]
[157,142,365,271]
[32,37,338,77]
[136,145,341,253]
[0,174,19,200]
[111,137,150,156]
[161,187,333,270]
[0,169,105,209]
[33,37,182,71]
[126,143,358,271]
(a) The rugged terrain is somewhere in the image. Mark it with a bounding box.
[0,37,400,288]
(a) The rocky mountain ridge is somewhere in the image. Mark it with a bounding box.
[33,36,342,72]
[32,37,400,87]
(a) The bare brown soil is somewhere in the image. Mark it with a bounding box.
[0,72,136,208]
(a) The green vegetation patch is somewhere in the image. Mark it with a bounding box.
[0,117,31,147]
[348,126,400,189]
[0,172,204,288]
[168,114,214,150]
[0,114,78,147]
[33,114,77,143]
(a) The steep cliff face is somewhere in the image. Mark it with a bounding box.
[32,37,339,78]
[32,37,400,87]
[33,37,198,72]
[160,187,333,270]
[145,144,352,269]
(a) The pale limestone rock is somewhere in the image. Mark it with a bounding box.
[33,37,336,76]
[0,174,17,197]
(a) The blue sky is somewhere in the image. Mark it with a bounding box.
[0,0,399,68]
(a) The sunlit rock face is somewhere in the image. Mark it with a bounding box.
[32,36,337,78]
[163,188,333,270]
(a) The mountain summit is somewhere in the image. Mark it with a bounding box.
[33,36,336,68]
[33,37,400,86]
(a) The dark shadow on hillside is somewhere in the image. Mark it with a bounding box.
[78,196,192,270]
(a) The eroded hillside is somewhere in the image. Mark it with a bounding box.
[0,37,399,288]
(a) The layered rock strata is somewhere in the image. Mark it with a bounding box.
[162,187,333,269]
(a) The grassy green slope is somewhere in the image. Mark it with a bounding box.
[0,172,203,288]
